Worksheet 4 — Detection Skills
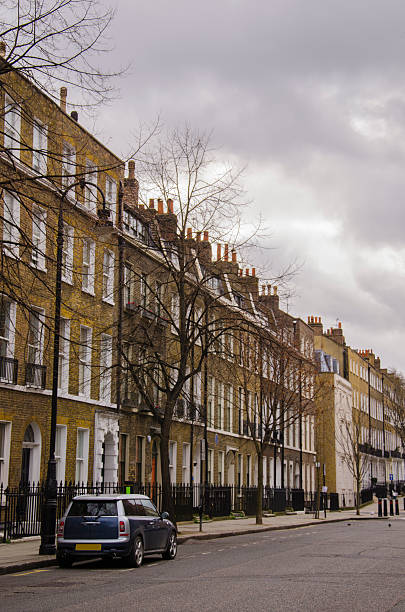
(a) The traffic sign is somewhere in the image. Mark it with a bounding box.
[389,473,393,481]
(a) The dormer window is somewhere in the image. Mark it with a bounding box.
[207,276,223,294]
[233,293,244,308]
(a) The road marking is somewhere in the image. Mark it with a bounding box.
[120,568,136,572]
[15,569,50,577]
[201,552,212,555]
[217,549,224,552]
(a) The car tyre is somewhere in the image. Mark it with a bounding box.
[162,531,177,560]
[57,553,73,569]
[128,536,144,568]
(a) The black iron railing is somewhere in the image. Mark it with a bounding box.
[25,363,46,388]
[0,356,18,384]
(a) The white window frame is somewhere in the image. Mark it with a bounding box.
[61,223,74,284]
[207,449,214,484]
[0,421,12,489]
[0,295,16,361]
[82,237,95,294]
[27,307,45,365]
[58,318,70,393]
[32,118,48,174]
[182,442,191,484]
[105,176,117,225]
[2,191,20,258]
[75,428,89,483]
[217,381,224,430]
[31,205,47,270]
[78,325,92,397]
[169,441,177,483]
[102,250,115,304]
[218,450,225,485]
[62,141,76,190]
[4,95,21,159]
[55,424,67,483]
[100,334,112,403]
[84,159,97,212]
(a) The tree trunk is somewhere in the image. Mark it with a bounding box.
[160,417,176,526]
[256,451,263,524]
[356,475,360,516]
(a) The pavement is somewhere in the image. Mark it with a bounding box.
[0,500,391,575]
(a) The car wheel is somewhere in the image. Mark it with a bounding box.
[162,531,177,560]
[57,553,73,569]
[128,536,144,568]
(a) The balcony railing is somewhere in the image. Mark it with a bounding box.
[0,356,18,384]
[25,363,46,389]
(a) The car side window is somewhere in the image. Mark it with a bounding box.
[123,499,146,516]
[141,499,160,517]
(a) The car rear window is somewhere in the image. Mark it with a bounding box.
[68,500,118,517]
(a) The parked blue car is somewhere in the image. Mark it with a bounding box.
[56,494,177,568]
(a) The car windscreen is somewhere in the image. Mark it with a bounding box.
[68,500,118,517]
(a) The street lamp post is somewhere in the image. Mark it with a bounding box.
[39,179,110,555]
[314,458,321,519]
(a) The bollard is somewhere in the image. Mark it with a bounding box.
[378,498,382,517]
[403,497,405,511]
[390,498,394,516]
[383,498,388,517]
[395,498,399,516]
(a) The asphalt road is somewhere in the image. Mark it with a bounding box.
[1,520,405,612]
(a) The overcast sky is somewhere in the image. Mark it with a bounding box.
[91,0,405,373]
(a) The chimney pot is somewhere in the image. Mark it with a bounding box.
[217,244,221,261]
[167,199,173,213]
[157,199,164,214]
[60,87,67,112]
[246,268,249,276]
[224,244,229,261]
[319,316,322,323]
[262,286,266,296]
[187,227,193,239]
[203,231,209,241]
[149,198,155,209]
[196,231,201,242]
[338,321,342,329]
[273,286,278,295]
[239,269,243,277]
[70,110,78,121]
[251,267,256,277]
[128,160,135,179]
[231,250,237,263]
[0,41,6,58]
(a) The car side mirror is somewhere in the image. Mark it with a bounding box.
[161,511,170,520]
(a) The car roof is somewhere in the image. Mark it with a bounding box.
[71,494,151,501]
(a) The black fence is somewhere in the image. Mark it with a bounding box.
[0,482,340,541]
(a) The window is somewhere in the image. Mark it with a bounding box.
[141,499,159,517]
[207,449,214,484]
[82,238,95,293]
[62,141,76,189]
[105,176,117,224]
[2,191,20,258]
[78,326,92,397]
[58,318,70,392]
[0,296,16,359]
[124,264,135,308]
[100,334,112,402]
[217,381,224,429]
[218,451,225,485]
[102,250,115,303]
[4,95,21,158]
[238,387,243,434]
[61,223,74,284]
[155,280,163,317]
[75,428,89,483]
[246,455,251,486]
[225,385,233,432]
[32,119,47,174]
[84,159,97,212]
[31,205,47,269]
[119,433,129,483]
[123,499,145,516]
[136,436,144,483]
[55,425,67,483]
[207,377,215,427]
[171,294,179,333]
[237,454,242,489]
[169,441,177,483]
[140,273,148,309]
[28,308,44,365]
[0,421,11,488]
[182,443,190,484]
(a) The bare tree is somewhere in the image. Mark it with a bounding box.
[336,409,368,515]
[119,126,261,520]
[387,370,405,453]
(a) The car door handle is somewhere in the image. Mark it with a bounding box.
[147,521,155,526]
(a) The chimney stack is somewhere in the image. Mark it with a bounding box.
[0,41,6,58]
[60,87,67,112]
[128,160,135,180]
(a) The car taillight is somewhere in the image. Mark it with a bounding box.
[119,520,125,533]
[57,520,65,537]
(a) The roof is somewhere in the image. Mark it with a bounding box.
[71,494,150,501]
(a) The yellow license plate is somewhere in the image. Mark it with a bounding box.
[75,543,102,551]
